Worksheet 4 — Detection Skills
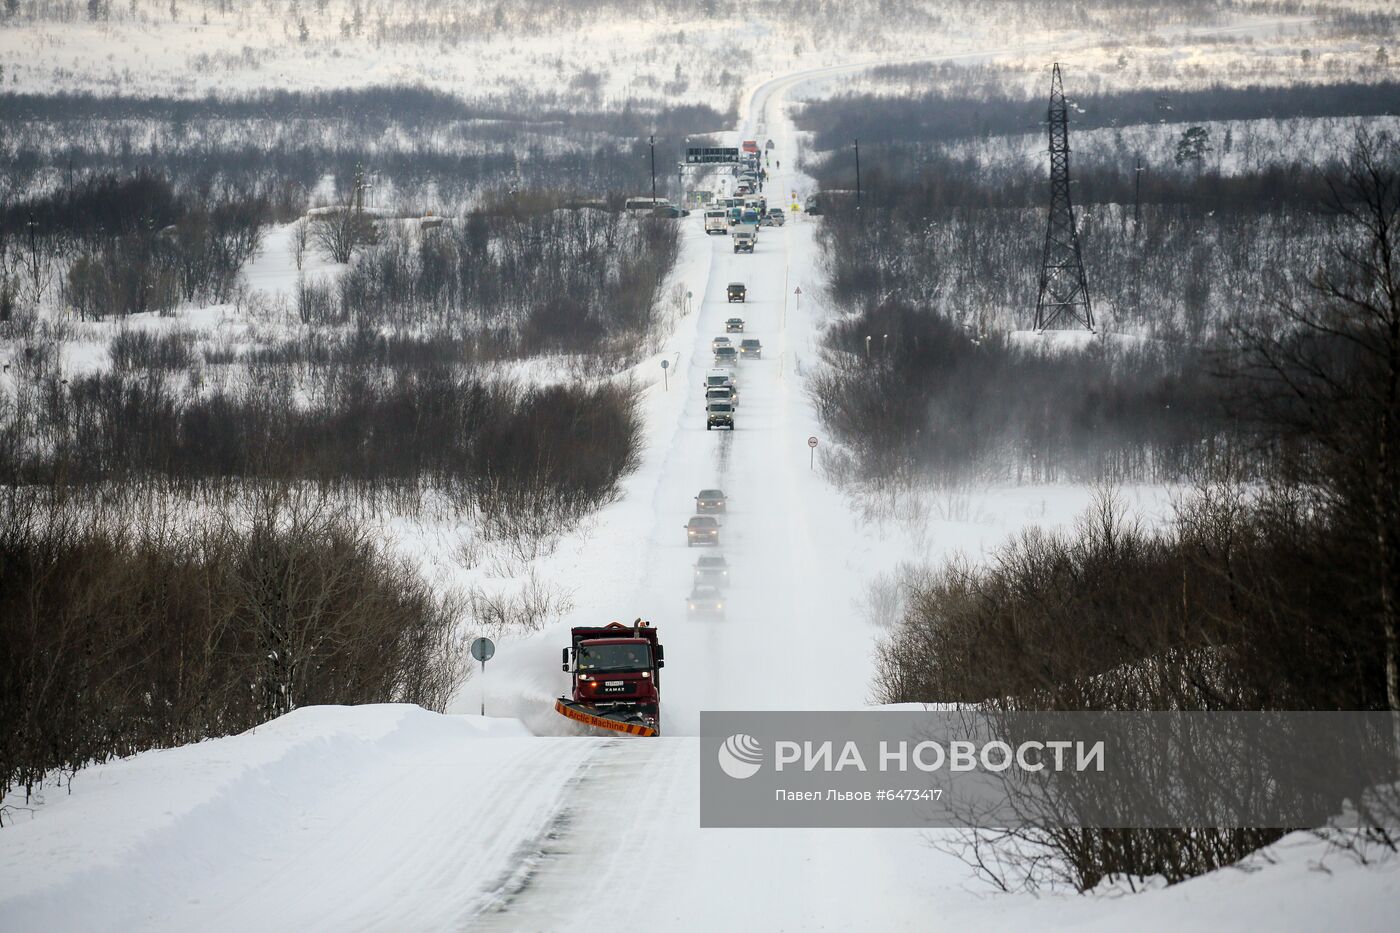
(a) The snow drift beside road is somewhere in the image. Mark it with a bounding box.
[2,705,1396,932]
[0,705,600,933]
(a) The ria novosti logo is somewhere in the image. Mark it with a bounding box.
[717,733,764,779]
[716,734,1107,779]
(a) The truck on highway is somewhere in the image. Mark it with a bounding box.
[704,209,729,235]
[706,399,735,430]
[732,228,757,253]
[555,621,665,736]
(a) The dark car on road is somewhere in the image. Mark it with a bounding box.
[686,515,721,545]
[725,317,745,333]
[695,489,727,513]
[727,282,746,302]
[739,338,762,359]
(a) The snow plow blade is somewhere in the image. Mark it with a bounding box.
[554,699,659,737]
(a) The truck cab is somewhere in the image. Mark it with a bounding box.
[559,622,664,734]
[704,209,729,235]
[732,229,756,253]
[706,400,735,430]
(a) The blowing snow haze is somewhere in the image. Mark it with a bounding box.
[2,1,1399,930]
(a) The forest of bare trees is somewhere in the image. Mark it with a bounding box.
[865,135,1400,889]
[0,144,678,811]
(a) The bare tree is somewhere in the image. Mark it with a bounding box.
[311,208,371,264]
[289,218,310,270]
[1239,131,1400,750]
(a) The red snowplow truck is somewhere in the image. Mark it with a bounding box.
[555,621,665,736]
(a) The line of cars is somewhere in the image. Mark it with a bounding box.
[706,281,762,430]
[701,177,784,252]
[686,489,728,618]
[683,180,777,616]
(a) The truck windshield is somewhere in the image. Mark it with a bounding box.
[578,643,650,673]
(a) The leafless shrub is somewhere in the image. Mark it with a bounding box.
[0,484,467,813]
[109,328,197,372]
[311,208,373,264]
[465,572,575,638]
[858,563,923,631]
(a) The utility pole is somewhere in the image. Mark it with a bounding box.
[1133,154,1145,320]
[854,138,862,209]
[649,135,657,204]
[1133,152,1144,234]
[1034,63,1094,333]
[27,213,40,303]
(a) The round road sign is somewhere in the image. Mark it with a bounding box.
[807,436,819,449]
[470,637,496,663]
[661,359,670,369]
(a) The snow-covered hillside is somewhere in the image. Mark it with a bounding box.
[1,0,1387,105]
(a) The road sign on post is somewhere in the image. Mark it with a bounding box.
[661,357,670,390]
[808,435,819,470]
[470,637,495,716]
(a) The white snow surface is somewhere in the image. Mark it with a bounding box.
[3,56,1398,933]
